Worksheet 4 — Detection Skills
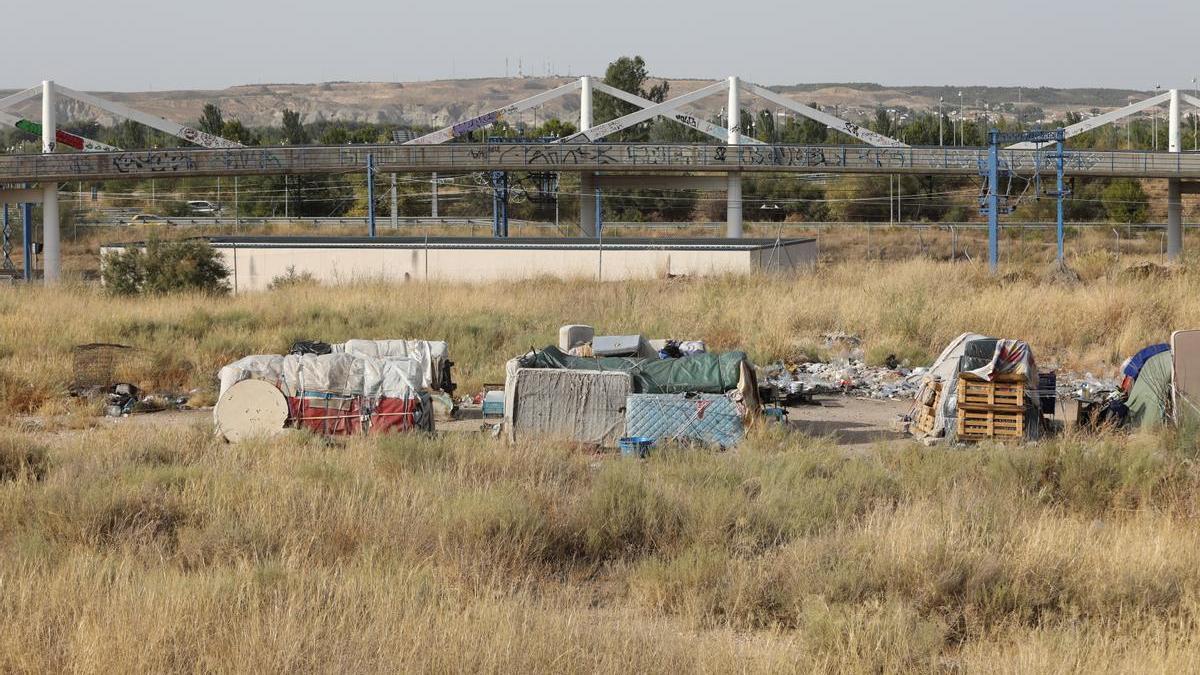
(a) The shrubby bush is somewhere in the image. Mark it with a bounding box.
[102,238,230,295]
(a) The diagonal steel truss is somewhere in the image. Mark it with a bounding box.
[0,83,242,151]
[1007,91,1200,149]
[566,79,906,147]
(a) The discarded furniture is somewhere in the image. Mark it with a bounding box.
[558,324,594,351]
[1173,330,1200,427]
[507,368,632,446]
[625,393,745,448]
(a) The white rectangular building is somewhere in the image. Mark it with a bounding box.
[103,236,817,292]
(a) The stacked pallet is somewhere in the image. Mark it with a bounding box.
[956,374,1026,441]
[913,381,942,434]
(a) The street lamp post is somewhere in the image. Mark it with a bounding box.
[958,91,964,145]
[1154,84,1161,151]
[939,96,944,146]
[1193,77,1198,151]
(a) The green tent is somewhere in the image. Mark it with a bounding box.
[1126,351,1173,428]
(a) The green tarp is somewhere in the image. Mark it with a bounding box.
[518,346,747,395]
[1127,351,1173,429]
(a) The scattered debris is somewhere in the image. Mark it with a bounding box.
[105,383,140,417]
[763,359,923,401]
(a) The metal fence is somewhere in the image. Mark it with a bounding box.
[4,143,1200,183]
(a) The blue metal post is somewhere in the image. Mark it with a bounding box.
[987,132,1000,273]
[499,175,508,237]
[22,202,33,282]
[366,153,376,237]
[1,204,10,271]
[1056,138,1065,264]
[492,173,500,237]
[594,187,602,236]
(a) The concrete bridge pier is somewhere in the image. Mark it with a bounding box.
[579,171,597,236]
[41,80,60,283]
[725,76,743,238]
[577,77,598,237]
[1169,179,1183,259]
[1168,89,1183,261]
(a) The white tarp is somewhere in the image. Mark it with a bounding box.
[218,355,287,398]
[294,353,365,396]
[914,332,987,437]
[219,352,421,401]
[340,339,449,391]
[363,357,423,400]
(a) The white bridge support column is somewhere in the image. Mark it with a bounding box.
[41,80,60,284]
[1168,89,1183,261]
[578,76,597,236]
[726,76,743,238]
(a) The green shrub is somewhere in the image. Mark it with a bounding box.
[268,266,319,290]
[102,238,230,296]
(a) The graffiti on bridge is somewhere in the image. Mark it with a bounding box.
[216,149,284,171]
[112,151,196,174]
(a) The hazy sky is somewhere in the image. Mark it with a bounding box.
[3,0,1197,91]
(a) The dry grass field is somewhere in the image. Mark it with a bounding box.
[3,256,1200,671]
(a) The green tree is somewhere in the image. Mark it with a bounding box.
[320,125,350,145]
[103,239,230,295]
[1102,178,1149,223]
[596,56,669,142]
[198,104,224,136]
[281,109,309,145]
[220,119,257,145]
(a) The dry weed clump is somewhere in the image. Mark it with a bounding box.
[0,435,49,482]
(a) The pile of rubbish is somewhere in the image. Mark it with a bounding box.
[761,359,925,402]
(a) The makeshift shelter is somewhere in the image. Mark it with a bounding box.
[503,346,759,447]
[912,333,1041,441]
[216,351,433,439]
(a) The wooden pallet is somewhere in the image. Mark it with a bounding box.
[913,381,942,434]
[958,408,1025,440]
[958,375,1025,411]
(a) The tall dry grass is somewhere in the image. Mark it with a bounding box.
[2,422,1200,671]
[4,254,1200,669]
[1,256,1197,412]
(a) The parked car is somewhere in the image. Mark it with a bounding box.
[186,200,221,215]
[129,214,168,224]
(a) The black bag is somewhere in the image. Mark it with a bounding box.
[290,340,333,356]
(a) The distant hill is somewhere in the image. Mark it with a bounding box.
[0,78,1160,129]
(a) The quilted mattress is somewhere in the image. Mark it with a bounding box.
[624,393,744,448]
